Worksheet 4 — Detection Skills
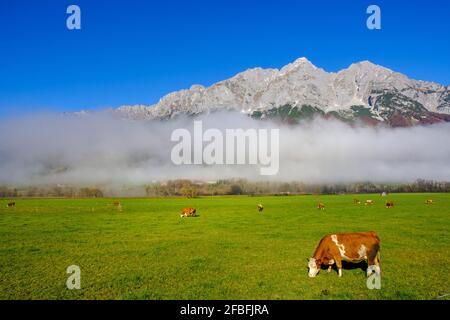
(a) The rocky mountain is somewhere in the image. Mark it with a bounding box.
[116,57,450,126]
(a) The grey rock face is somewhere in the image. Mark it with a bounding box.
[115,57,450,122]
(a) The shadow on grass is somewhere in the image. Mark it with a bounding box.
[317,261,370,275]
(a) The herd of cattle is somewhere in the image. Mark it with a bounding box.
[2,196,436,279]
[4,198,435,210]
[175,197,434,279]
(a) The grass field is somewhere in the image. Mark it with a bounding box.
[0,193,449,300]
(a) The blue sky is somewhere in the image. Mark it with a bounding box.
[0,0,449,116]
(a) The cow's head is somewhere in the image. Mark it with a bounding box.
[308,258,321,278]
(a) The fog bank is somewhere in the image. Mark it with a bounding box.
[1,112,449,186]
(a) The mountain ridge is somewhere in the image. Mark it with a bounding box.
[114,57,450,126]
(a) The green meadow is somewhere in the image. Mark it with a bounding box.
[0,193,449,300]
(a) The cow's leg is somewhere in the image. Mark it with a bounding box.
[367,245,381,276]
[327,259,335,273]
[334,257,343,277]
[367,244,380,266]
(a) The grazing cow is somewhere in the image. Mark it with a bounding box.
[353,199,361,204]
[112,201,122,211]
[7,202,15,208]
[180,207,197,218]
[425,199,433,205]
[317,203,325,210]
[385,201,394,208]
[308,231,381,278]
[257,204,264,212]
[365,200,374,205]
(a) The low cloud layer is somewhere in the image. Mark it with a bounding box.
[1,111,449,186]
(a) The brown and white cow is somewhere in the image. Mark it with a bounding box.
[425,199,433,205]
[385,201,394,208]
[317,203,325,210]
[308,232,380,278]
[112,201,122,211]
[365,200,374,205]
[180,207,197,218]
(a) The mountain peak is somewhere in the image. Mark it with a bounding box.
[356,60,377,66]
[280,57,317,74]
[349,60,392,72]
[292,57,312,65]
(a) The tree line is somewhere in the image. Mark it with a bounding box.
[1,179,449,198]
